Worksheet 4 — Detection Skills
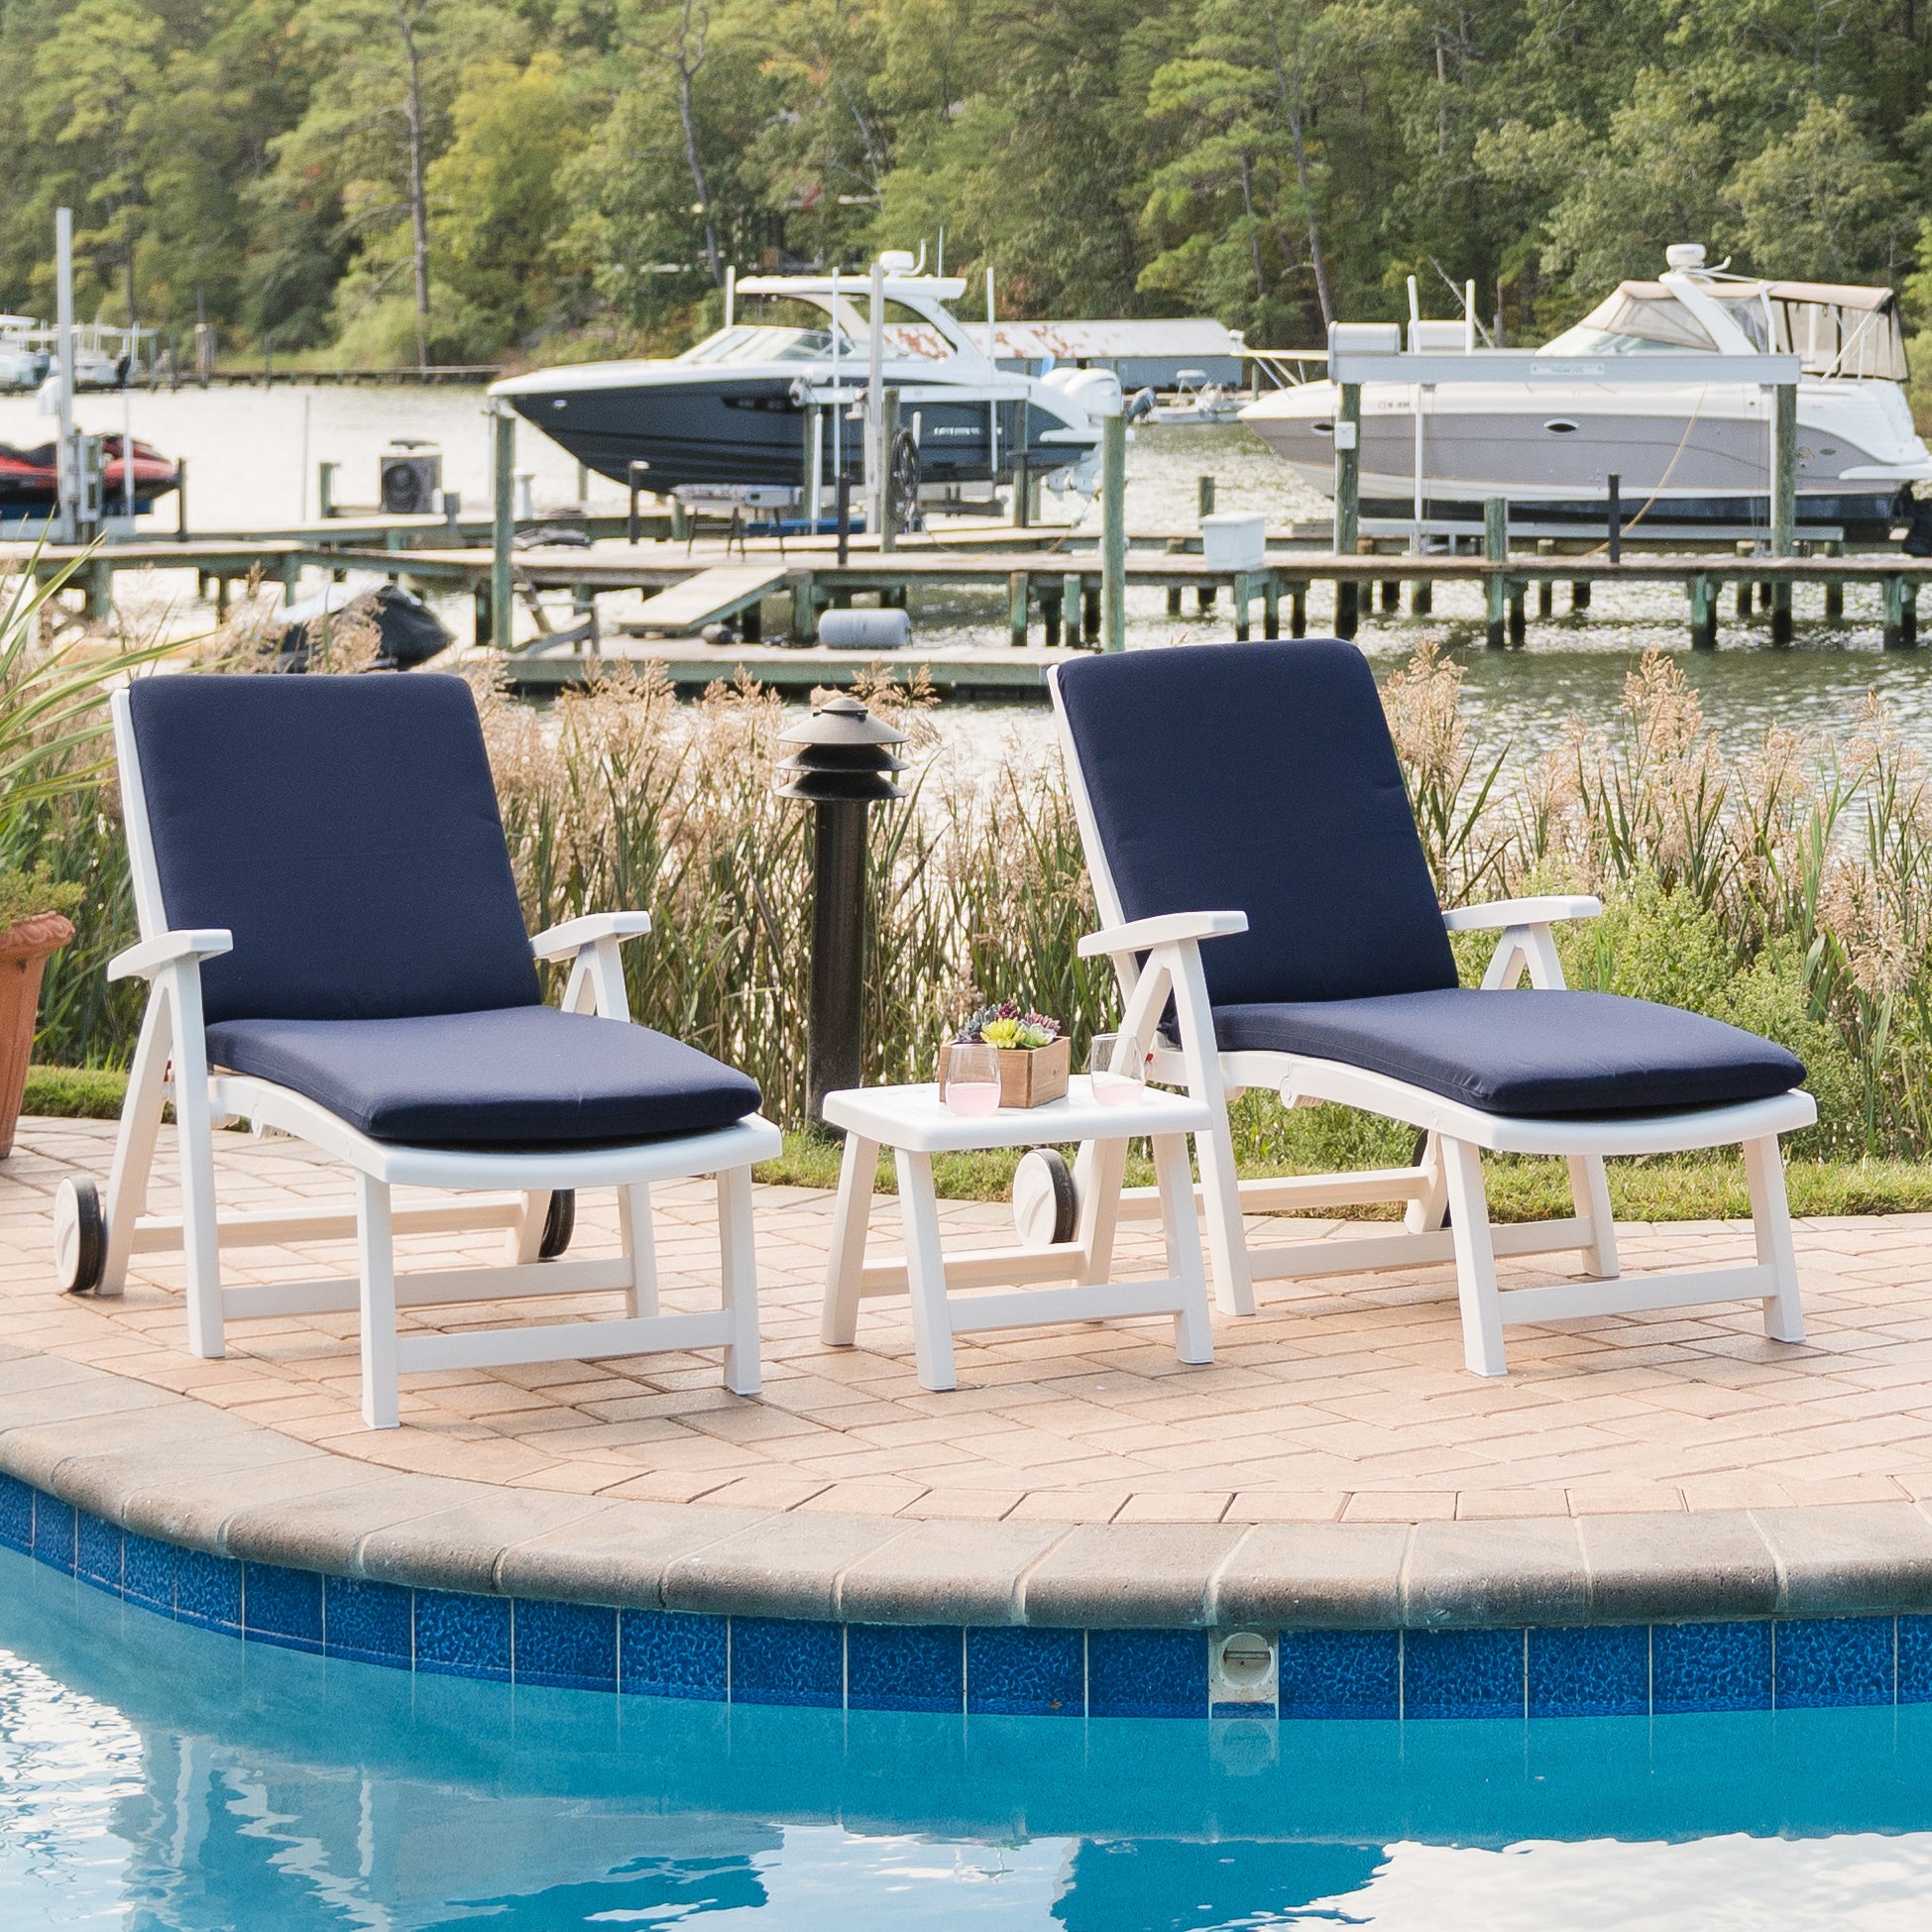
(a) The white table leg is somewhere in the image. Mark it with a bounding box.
[1152,1132,1212,1364]
[1442,1137,1508,1377]
[894,1148,958,1391]
[822,1133,878,1345]
[717,1164,762,1395]
[1745,1133,1805,1344]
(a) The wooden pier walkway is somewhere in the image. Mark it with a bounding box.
[9,523,1932,686]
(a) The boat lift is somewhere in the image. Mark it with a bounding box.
[1325,325,1804,636]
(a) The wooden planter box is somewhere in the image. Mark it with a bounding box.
[939,1036,1070,1109]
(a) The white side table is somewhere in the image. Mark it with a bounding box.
[820,1077,1216,1392]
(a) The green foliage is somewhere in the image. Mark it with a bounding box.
[6,0,1932,360]
[21,1063,127,1118]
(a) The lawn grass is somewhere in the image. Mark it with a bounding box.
[27,1067,1932,1222]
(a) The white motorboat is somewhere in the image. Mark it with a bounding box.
[493,253,1117,520]
[1239,245,1932,538]
[1144,370,1244,425]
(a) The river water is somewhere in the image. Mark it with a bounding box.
[12,384,1931,767]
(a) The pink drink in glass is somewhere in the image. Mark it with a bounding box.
[946,1080,1001,1117]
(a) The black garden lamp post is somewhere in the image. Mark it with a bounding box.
[775,693,906,1127]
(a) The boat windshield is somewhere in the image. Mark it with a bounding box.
[677,326,843,366]
[1539,287,1718,356]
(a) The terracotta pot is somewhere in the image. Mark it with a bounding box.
[0,911,75,1159]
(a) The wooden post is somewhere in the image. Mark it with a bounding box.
[1882,576,1918,648]
[174,457,187,542]
[1010,454,1030,529]
[1571,580,1590,612]
[1289,583,1307,636]
[1736,580,1753,621]
[1083,582,1101,638]
[670,498,689,543]
[1770,382,1796,642]
[1824,540,1844,621]
[1411,579,1431,616]
[1606,473,1621,565]
[1233,572,1251,640]
[1197,474,1216,520]
[492,406,514,651]
[1263,574,1280,638]
[1042,585,1063,647]
[474,583,490,646]
[792,576,816,642]
[1689,573,1717,649]
[1165,536,1185,614]
[1064,571,1084,646]
[627,462,649,544]
[1008,569,1030,647]
[1334,380,1361,639]
[1507,580,1526,644]
[1483,496,1508,649]
[880,388,900,553]
[1380,577,1399,613]
[1100,409,1127,652]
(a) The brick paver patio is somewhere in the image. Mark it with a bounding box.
[5,1117,1931,1527]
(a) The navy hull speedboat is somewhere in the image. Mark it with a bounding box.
[492,253,1116,512]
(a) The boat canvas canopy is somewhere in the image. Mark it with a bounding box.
[1763,283,1908,380]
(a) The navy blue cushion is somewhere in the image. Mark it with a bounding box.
[127,675,540,1024]
[1054,641,1457,1006]
[205,1006,761,1145]
[1212,988,1805,1117]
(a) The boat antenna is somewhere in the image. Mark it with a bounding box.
[936,227,944,278]
[724,264,735,330]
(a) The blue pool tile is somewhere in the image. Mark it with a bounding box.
[173,1548,242,1633]
[1278,1630,1401,1720]
[1653,1620,1773,1714]
[730,1617,844,1708]
[31,1494,75,1573]
[514,1599,618,1692]
[1087,1629,1207,1720]
[74,1514,123,1595]
[620,1609,727,1701]
[1775,1616,1893,1710]
[966,1626,1084,1718]
[1404,1629,1525,1721]
[414,1589,512,1682]
[1529,1626,1649,1719]
[325,1578,413,1668]
[1899,1616,1932,1704]
[244,1563,324,1653]
[0,1473,31,1552]
[848,1624,964,1715]
[122,1533,176,1615]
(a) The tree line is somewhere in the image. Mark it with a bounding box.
[4,0,1931,370]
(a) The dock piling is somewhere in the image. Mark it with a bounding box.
[1008,570,1030,647]
[1100,409,1126,652]
[491,407,514,652]
[1197,476,1215,519]
[1233,572,1252,641]
[1884,575,1918,648]
[1289,583,1307,637]
[1411,579,1431,616]
[1483,497,1508,648]
[1263,577,1280,638]
[1571,581,1590,612]
[1689,574,1717,649]
[1825,540,1845,620]
[1064,572,1084,646]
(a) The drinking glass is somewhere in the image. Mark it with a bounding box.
[945,1042,1001,1117]
[1089,1032,1146,1106]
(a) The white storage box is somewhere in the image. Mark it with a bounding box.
[1199,512,1267,572]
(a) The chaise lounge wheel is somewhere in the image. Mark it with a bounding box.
[538,1188,576,1260]
[54,1178,106,1294]
[1011,1149,1077,1248]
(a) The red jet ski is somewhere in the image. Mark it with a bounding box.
[0,436,180,519]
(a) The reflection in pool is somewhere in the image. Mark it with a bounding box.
[6,1548,1932,1929]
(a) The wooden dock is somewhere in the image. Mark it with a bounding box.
[10,524,1932,672]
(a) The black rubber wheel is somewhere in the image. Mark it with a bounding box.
[1012,1148,1079,1247]
[888,426,922,535]
[538,1189,577,1260]
[55,1178,106,1294]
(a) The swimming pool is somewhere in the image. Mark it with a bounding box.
[7,1544,1932,1930]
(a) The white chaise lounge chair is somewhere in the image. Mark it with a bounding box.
[1050,640,1815,1376]
[53,673,779,1425]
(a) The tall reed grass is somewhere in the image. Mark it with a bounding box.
[23,606,1932,1161]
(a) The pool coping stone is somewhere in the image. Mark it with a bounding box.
[12,1351,1932,1631]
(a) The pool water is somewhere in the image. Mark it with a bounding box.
[7,1549,1932,1928]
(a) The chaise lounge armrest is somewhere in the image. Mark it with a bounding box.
[1079,910,1249,959]
[530,911,654,961]
[1441,896,1601,934]
[108,929,233,981]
